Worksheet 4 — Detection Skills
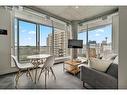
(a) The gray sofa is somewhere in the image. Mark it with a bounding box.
[80,63,118,89]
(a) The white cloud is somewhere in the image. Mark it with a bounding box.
[20,29,26,33]
[28,31,36,34]
[95,33,100,36]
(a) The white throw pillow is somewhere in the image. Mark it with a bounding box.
[102,54,117,61]
[89,58,112,72]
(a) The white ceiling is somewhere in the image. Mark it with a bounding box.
[36,6,117,21]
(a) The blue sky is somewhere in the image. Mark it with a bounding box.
[18,20,112,46]
[78,24,112,44]
[19,20,52,46]
[19,21,36,46]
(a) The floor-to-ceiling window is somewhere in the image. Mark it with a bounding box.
[88,24,112,57]
[40,25,53,55]
[18,20,37,63]
[14,17,71,64]
[78,22,112,58]
[78,31,87,57]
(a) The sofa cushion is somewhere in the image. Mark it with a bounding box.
[90,58,112,72]
[106,63,118,78]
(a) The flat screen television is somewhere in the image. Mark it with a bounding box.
[68,39,83,48]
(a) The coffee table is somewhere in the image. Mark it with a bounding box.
[63,60,81,75]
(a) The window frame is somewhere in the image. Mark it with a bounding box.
[15,18,70,63]
[78,23,113,57]
[17,19,38,62]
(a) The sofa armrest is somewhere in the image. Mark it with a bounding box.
[80,66,118,89]
[78,64,89,68]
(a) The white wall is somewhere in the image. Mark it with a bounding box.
[119,7,127,88]
[112,14,119,54]
[0,8,17,75]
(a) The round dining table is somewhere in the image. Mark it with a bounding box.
[27,54,51,84]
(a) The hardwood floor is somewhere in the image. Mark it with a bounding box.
[0,63,84,89]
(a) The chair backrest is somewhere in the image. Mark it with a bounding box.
[11,55,20,69]
[43,56,55,69]
[88,48,96,58]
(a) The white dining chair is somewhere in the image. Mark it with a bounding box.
[11,55,34,88]
[38,56,56,88]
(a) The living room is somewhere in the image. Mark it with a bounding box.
[0,6,126,90]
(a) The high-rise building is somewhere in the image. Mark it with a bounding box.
[47,28,69,57]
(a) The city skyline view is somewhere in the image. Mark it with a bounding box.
[18,20,112,46]
[78,24,112,44]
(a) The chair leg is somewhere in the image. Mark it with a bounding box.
[45,69,47,88]
[15,74,18,88]
[38,68,45,81]
[15,70,21,88]
[34,68,38,84]
[15,70,25,88]
[47,69,50,78]
[50,67,56,80]
[27,68,33,82]
[26,72,29,77]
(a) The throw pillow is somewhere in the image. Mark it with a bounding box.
[102,54,117,61]
[89,58,112,72]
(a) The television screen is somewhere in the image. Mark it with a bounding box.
[68,39,83,48]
